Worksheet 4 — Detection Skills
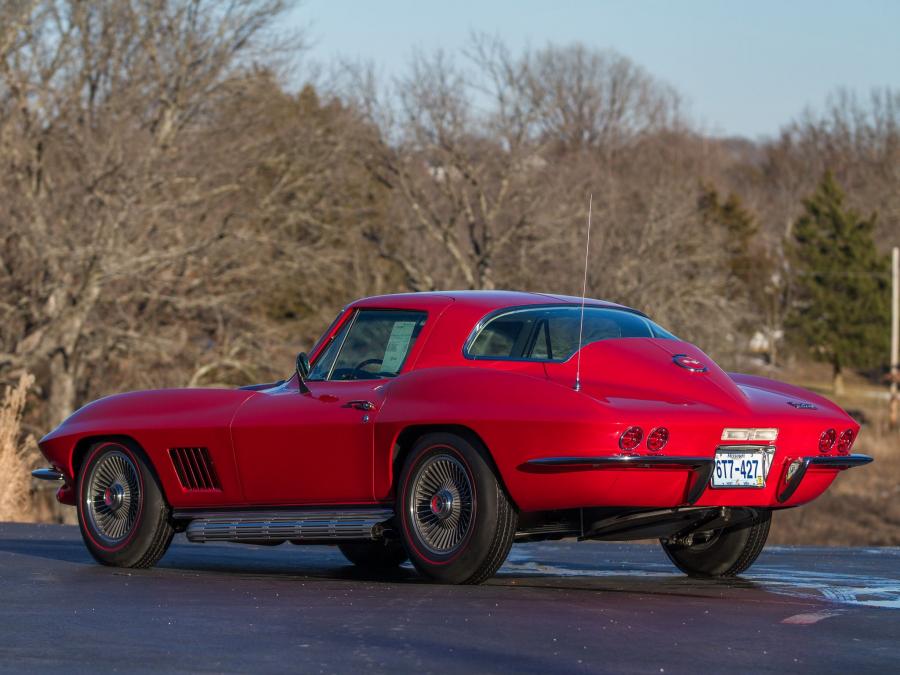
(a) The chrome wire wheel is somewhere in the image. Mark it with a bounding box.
[410,453,474,555]
[84,450,141,545]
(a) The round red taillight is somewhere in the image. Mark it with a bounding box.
[619,426,643,452]
[818,428,837,453]
[646,427,669,452]
[837,429,855,454]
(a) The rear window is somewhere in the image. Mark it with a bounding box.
[465,306,675,361]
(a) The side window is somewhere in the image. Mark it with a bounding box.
[322,310,427,381]
[467,315,534,358]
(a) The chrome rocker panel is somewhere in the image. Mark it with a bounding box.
[175,507,394,544]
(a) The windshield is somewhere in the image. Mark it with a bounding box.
[465,306,676,361]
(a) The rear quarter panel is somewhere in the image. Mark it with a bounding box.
[373,366,623,511]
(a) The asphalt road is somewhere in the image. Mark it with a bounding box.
[1,523,898,674]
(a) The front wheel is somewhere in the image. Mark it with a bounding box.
[660,509,771,578]
[77,440,174,568]
[397,432,517,584]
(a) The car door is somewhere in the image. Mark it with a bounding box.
[230,309,428,506]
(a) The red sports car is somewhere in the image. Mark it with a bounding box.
[33,291,871,583]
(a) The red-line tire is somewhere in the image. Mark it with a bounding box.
[660,509,771,578]
[77,440,174,568]
[397,432,517,585]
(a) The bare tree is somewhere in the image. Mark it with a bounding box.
[0,0,291,425]
[344,38,552,291]
[523,42,682,155]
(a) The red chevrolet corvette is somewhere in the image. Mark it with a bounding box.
[34,291,871,583]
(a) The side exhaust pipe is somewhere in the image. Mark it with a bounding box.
[175,508,394,544]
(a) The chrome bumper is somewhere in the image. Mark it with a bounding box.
[524,456,714,505]
[31,468,65,481]
[777,454,873,503]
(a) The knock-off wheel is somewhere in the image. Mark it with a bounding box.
[398,432,517,584]
[77,440,174,568]
[410,453,474,555]
[84,449,141,544]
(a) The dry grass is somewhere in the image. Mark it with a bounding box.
[766,361,900,546]
[769,425,900,546]
[0,374,40,523]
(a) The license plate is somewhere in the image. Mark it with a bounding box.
[712,450,767,487]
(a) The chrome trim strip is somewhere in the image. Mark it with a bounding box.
[526,456,712,469]
[177,508,394,544]
[807,454,874,470]
[524,456,714,506]
[777,454,873,503]
[31,468,64,481]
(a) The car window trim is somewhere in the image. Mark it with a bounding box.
[308,308,349,363]
[324,309,359,381]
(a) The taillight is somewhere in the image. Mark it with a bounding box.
[646,427,669,452]
[837,429,855,454]
[619,426,643,452]
[818,429,836,453]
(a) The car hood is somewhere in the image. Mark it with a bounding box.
[41,388,256,443]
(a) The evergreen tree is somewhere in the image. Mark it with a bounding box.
[698,185,758,292]
[699,185,783,362]
[788,172,890,394]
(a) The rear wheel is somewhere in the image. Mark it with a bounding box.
[660,509,771,578]
[77,440,174,568]
[338,540,408,570]
[397,432,517,584]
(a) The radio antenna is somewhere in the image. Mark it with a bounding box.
[574,193,593,392]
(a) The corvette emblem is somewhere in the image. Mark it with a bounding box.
[787,401,817,410]
[673,354,708,372]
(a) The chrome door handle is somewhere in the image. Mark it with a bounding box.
[346,400,376,411]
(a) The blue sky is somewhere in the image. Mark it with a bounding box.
[289,0,900,139]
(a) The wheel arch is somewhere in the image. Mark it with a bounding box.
[72,435,169,503]
[389,424,519,510]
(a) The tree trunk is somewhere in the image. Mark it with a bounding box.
[832,363,845,396]
[47,351,77,427]
[766,327,777,367]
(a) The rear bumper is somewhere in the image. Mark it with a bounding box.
[525,456,713,505]
[518,453,872,511]
[776,454,873,503]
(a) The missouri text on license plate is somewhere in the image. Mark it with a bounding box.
[712,450,767,487]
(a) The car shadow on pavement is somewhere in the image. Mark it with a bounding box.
[0,537,94,565]
[0,531,768,599]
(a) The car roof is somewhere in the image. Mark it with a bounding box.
[351,290,645,315]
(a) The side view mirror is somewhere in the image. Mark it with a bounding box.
[296,352,311,394]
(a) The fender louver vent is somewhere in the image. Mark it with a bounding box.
[169,447,221,491]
